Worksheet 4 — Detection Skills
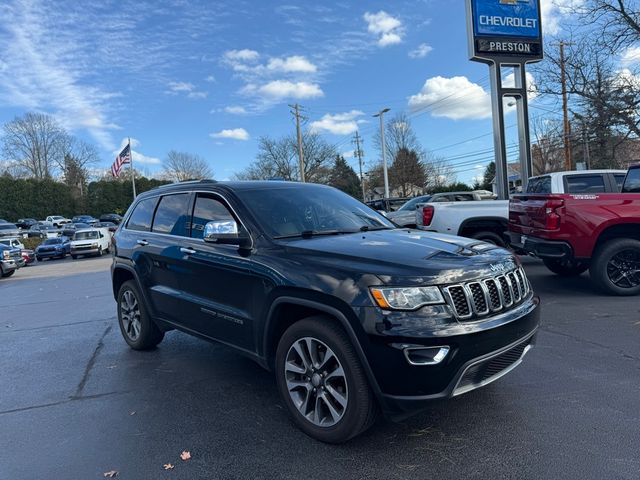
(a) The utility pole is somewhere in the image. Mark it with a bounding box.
[353,131,365,201]
[373,108,390,199]
[289,103,306,182]
[557,41,574,171]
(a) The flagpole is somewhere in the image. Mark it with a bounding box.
[129,137,136,199]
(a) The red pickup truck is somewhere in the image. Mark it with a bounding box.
[509,165,640,295]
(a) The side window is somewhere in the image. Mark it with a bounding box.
[126,197,158,232]
[152,194,191,236]
[614,174,626,192]
[566,175,606,193]
[526,176,551,193]
[622,168,640,193]
[191,194,235,239]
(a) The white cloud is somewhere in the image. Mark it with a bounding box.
[205,75,216,83]
[310,110,364,135]
[621,46,640,67]
[210,128,250,141]
[267,55,317,73]
[409,43,433,59]
[224,106,248,115]
[408,72,537,120]
[243,80,324,100]
[364,11,404,47]
[167,81,194,93]
[114,138,161,165]
[223,49,260,62]
[342,150,355,159]
[187,91,208,99]
[408,76,491,120]
[540,0,582,35]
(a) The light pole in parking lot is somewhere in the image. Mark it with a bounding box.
[373,107,390,199]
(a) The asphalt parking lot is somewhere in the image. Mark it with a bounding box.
[1,256,638,480]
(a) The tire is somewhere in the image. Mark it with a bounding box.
[97,247,103,257]
[590,238,640,296]
[117,280,164,350]
[71,255,77,260]
[2,269,15,278]
[36,256,42,262]
[275,317,377,443]
[543,258,589,277]
[470,231,506,247]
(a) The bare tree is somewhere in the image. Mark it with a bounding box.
[575,0,639,51]
[531,117,566,174]
[423,153,454,191]
[374,112,424,163]
[235,132,336,183]
[1,112,68,179]
[163,150,213,182]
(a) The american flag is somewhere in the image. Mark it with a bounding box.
[111,144,131,177]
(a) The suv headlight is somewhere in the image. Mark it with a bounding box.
[370,286,444,310]
[2,250,9,260]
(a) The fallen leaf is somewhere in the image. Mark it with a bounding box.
[163,463,174,470]
[180,451,191,461]
[103,471,118,478]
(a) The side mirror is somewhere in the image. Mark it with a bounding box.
[204,220,251,249]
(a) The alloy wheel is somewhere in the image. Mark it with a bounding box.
[607,249,640,288]
[284,337,348,427]
[120,290,142,341]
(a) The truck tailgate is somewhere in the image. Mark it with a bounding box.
[509,194,561,231]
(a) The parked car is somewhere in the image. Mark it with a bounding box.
[25,224,60,239]
[35,237,71,261]
[0,223,21,238]
[365,197,408,214]
[45,215,71,227]
[0,237,25,250]
[509,165,640,295]
[93,221,118,233]
[71,215,98,225]
[99,213,123,225]
[15,218,38,230]
[61,222,91,238]
[70,228,110,258]
[21,249,36,265]
[111,180,540,443]
[415,170,628,246]
[0,244,20,278]
[388,190,497,228]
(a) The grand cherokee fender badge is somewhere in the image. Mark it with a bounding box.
[490,260,516,274]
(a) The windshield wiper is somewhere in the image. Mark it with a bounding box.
[359,225,393,232]
[274,230,347,239]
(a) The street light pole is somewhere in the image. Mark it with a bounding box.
[373,108,390,199]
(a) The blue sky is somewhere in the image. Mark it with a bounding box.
[0,0,595,184]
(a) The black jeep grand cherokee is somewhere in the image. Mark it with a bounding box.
[111,180,540,443]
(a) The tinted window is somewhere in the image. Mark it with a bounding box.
[622,168,640,193]
[566,175,606,193]
[526,176,551,194]
[43,239,61,245]
[614,174,626,191]
[398,196,431,211]
[152,194,191,236]
[191,194,235,239]
[127,197,158,232]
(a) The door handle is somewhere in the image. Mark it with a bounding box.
[180,247,196,255]
[136,239,149,246]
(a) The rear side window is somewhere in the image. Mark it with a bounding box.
[526,176,551,193]
[191,194,235,239]
[565,175,606,194]
[126,197,158,232]
[152,194,191,236]
[622,168,640,193]
[614,174,626,191]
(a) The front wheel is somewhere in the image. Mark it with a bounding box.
[590,238,640,295]
[543,258,589,277]
[470,231,506,247]
[1,269,15,278]
[275,317,377,443]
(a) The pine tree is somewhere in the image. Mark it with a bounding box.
[328,155,362,199]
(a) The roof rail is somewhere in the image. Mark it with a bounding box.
[156,179,217,189]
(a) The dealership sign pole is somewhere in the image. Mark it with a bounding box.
[466,0,543,199]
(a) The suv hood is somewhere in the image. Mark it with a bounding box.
[280,229,516,284]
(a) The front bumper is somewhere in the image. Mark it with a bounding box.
[362,296,540,418]
[1,259,18,273]
[508,232,572,259]
[71,247,99,256]
[37,250,65,259]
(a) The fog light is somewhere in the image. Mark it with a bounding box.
[404,346,450,366]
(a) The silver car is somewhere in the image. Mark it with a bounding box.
[0,223,20,238]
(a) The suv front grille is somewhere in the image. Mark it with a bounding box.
[443,267,530,320]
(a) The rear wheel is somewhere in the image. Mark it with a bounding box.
[2,269,15,278]
[470,231,506,247]
[543,258,589,277]
[71,255,77,260]
[117,280,164,349]
[275,317,377,443]
[590,238,640,296]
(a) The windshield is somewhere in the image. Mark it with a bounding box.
[236,184,395,238]
[0,224,17,230]
[43,239,61,245]
[398,196,431,211]
[74,231,98,240]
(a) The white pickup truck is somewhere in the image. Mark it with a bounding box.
[415,169,627,246]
